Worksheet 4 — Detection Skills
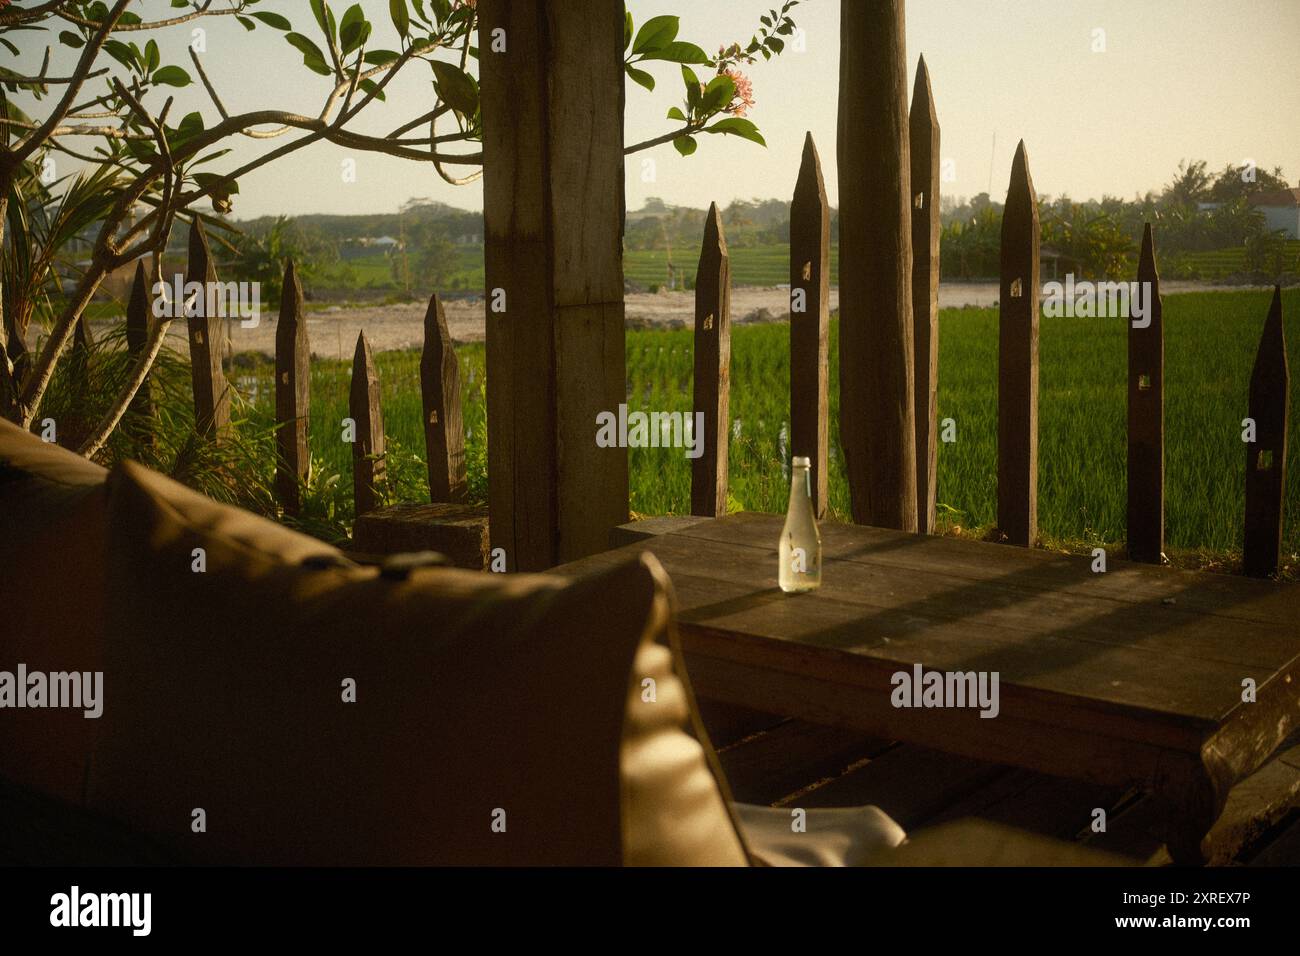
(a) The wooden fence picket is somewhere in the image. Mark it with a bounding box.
[420,293,466,503]
[1127,223,1164,563]
[185,218,230,438]
[996,141,1040,547]
[910,54,940,534]
[789,132,830,519]
[124,259,153,447]
[691,202,732,517]
[275,258,310,515]
[1243,286,1289,577]
[350,330,385,517]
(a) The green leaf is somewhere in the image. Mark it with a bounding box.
[151,65,192,87]
[310,0,330,36]
[666,106,686,121]
[705,117,766,146]
[633,15,678,55]
[58,31,85,49]
[144,38,160,73]
[625,65,654,92]
[286,32,332,75]
[236,15,256,31]
[103,39,138,73]
[430,59,478,116]
[643,41,709,64]
[672,134,697,157]
[358,78,386,102]
[190,148,232,167]
[363,49,401,65]
[389,0,410,38]
[766,36,784,53]
[700,74,735,114]
[624,10,633,52]
[682,65,701,110]
[251,11,292,30]
[339,4,368,54]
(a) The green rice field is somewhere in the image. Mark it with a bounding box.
[237,288,1299,566]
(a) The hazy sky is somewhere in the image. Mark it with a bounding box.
[14,0,1300,217]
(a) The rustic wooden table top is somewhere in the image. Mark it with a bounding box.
[554,513,1300,862]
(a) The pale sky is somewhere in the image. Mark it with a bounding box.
[12,0,1300,217]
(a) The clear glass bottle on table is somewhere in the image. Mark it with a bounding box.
[779,456,821,592]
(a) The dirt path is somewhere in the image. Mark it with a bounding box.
[128,280,1269,358]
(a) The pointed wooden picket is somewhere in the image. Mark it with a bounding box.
[789,132,830,519]
[1243,287,1289,577]
[1127,223,1164,563]
[837,0,917,531]
[275,259,310,515]
[125,259,153,446]
[910,54,940,534]
[997,141,1040,547]
[691,202,732,517]
[186,218,230,437]
[350,330,385,517]
[421,293,466,503]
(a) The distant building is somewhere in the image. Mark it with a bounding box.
[1248,188,1300,239]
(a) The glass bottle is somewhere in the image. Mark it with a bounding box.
[779,456,821,592]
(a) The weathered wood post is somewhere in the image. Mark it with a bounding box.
[997,141,1040,547]
[838,0,917,531]
[275,259,310,516]
[479,0,628,570]
[1243,286,1289,577]
[1127,223,1164,563]
[692,203,732,517]
[420,293,466,503]
[125,259,153,447]
[790,133,830,519]
[910,55,940,534]
[349,330,385,517]
[186,218,230,438]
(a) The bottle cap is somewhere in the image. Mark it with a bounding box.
[792,456,811,467]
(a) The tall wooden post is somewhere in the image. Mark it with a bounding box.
[479,0,628,570]
[1243,287,1289,577]
[350,331,385,517]
[421,293,466,503]
[186,218,230,438]
[910,55,940,534]
[1127,224,1164,563]
[275,259,310,516]
[997,141,1040,547]
[692,203,732,517]
[838,0,917,531]
[790,133,830,519]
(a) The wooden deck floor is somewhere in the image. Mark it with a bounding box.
[703,698,1300,865]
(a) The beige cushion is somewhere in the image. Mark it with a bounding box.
[90,459,748,865]
[0,418,108,804]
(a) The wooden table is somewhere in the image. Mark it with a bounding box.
[553,513,1300,863]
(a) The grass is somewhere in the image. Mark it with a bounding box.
[221,287,1299,569]
[54,288,1297,571]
